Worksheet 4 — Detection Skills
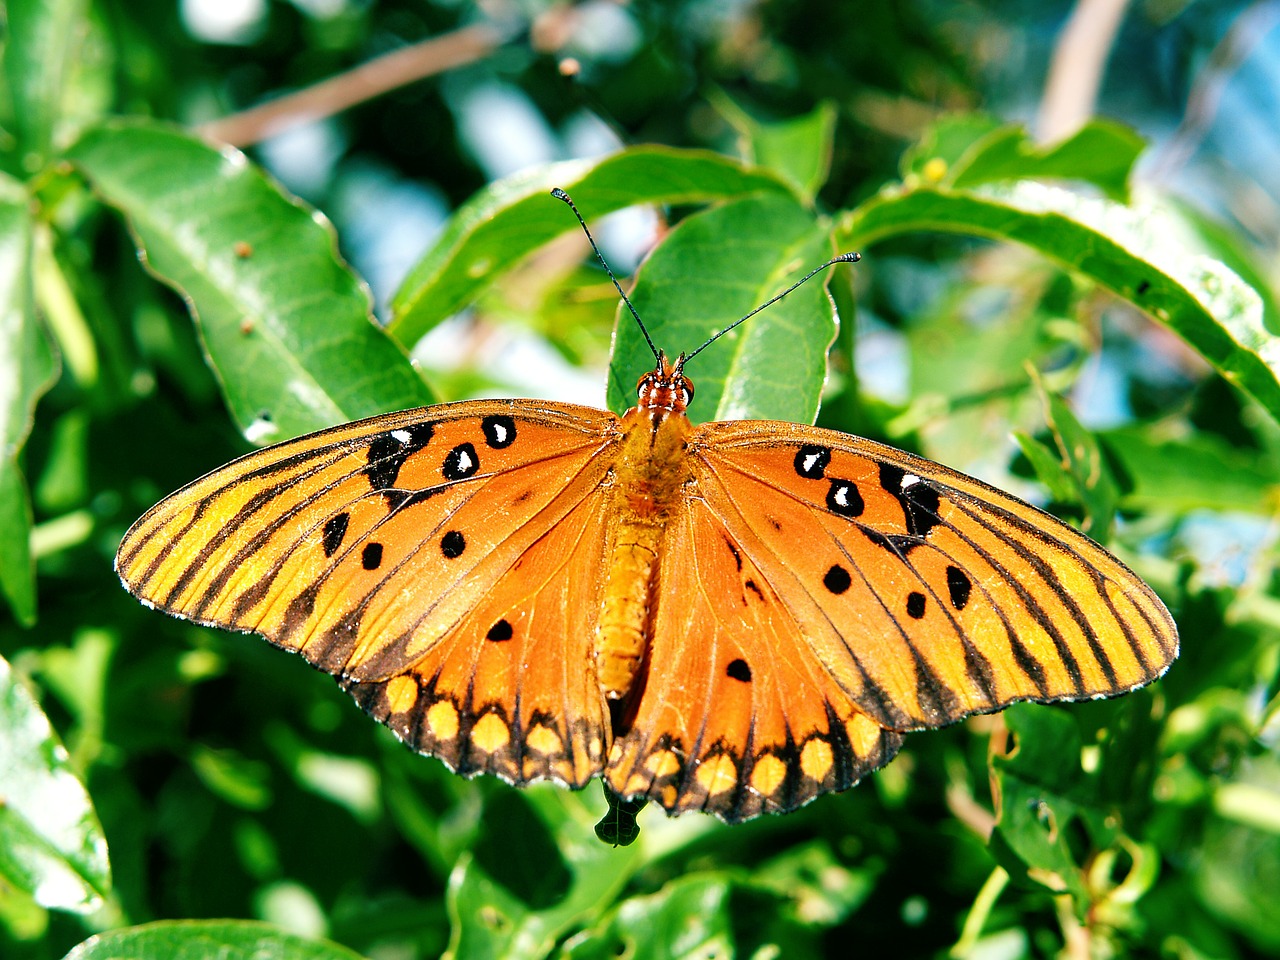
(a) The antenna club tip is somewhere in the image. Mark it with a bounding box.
[550,187,570,201]
[838,252,862,263]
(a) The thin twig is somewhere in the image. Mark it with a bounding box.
[198,23,502,147]
[1038,0,1132,144]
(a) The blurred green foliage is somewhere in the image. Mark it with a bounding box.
[3,1,1280,958]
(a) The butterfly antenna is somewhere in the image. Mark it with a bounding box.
[683,252,862,364]
[551,188,661,364]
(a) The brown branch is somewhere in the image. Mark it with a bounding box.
[198,23,502,147]
[1038,0,1132,144]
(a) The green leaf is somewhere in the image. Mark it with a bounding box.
[901,117,1143,202]
[446,787,639,960]
[389,147,793,344]
[988,706,1093,905]
[900,114,1004,181]
[563,874,735,960]
[0,180,57,625]
[1100,425,1279,514]
[1031,374,1119,538]
[714,93,837,201]
[842,181,1280,423]
[0,654,110,914]
[607,193,838,422]
[2,0,91,170]
[1014,431,1079,504]
[65,119,433,444]
[954,121,1143,201]
[61,920,368,960]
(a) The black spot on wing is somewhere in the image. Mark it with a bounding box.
[723,535,742,571]
[826,479,864,517]
[442,443,479,481]
[726,659,752,683]
[482,415,516,449]
[441,530,466,558]
[878,463,943,537]
[322,512,350,558]
[361,542,383,571]
[486,619,513,642]
[823,565,852,595]
[365,422,434,492]
[794,445,831,479]
[906,591,926,619]
[946,565,972,610]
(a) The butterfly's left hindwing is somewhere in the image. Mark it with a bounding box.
[117,399,621,789]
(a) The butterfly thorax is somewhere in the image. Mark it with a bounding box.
[594,358,697,701]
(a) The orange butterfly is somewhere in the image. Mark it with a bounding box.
[116,191,1177,838]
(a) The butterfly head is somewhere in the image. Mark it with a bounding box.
[636,352,694,415]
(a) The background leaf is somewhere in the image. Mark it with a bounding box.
[388,147,793,344]
[607,193,839,422]
[0,654,110,915]
[62,920,367,960]
[0,182,57,625]
[66,120,433,443]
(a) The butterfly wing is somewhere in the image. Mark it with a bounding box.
[116,399,621,788]
[689,420,1177,731]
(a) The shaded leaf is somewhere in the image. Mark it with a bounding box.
[716,94,837,201]
[0,181,57,625]
[447,787,639,960]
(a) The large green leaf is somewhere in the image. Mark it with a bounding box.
[607,193,839,422]
[0,654,110,914]
[65,119,433,444]
[62,920,367,960]
[842,181,1279,422]
[388,147,793,344]
[0,181,57,625]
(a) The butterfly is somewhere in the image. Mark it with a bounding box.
[116,191,1178,837]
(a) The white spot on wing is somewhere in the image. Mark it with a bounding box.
[804,453,820,472]
[901,473,921,489]
[391,429,412,443]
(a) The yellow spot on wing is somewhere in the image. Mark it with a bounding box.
[384,676,418,714]
[426,700,459,741]
[471,713,510,753]
[645,750,681,777]
[800,739,834,782]
[750,754,787,797]
[696,754,738,796]
[526,724,563,756]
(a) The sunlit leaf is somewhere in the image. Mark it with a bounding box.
[66,119,433,443]
[0,654,110,914]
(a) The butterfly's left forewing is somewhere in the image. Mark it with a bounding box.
[117,399,622,789]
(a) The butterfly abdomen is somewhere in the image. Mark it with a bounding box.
[594,407,694,700]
